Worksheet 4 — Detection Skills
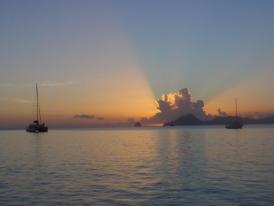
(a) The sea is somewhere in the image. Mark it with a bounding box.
[0,125,274,206]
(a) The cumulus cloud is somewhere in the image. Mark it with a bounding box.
[74,114,104,120]
[143,88,210,124]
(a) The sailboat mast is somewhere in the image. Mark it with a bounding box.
[36,83,41,122]
[36,83,39,121]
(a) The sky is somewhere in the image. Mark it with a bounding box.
[0,0,274,128]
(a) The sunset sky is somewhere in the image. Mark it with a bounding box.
[0,0,274,128]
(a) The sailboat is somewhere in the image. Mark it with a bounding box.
[26,83,48,133]
[225,99,243,129]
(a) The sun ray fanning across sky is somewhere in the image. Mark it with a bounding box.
[0,1,274,128]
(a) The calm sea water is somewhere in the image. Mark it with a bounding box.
[0,126,274,206]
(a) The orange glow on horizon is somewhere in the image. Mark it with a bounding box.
[204,69,274,117]
[0,19,158,127]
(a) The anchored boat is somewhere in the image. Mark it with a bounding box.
[225,99,243,129]
[26,83,48,133]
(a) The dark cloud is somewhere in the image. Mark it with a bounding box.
[74,114,104,120]
[74,114,95,119]
[217,108,228,117]
[73,114,105,121]
[142,88,210,124]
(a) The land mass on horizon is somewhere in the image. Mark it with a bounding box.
[163,114,274,127]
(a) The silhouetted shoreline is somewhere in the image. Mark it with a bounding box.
[164,114,274,126]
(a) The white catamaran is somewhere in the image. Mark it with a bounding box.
[26,83,48,133]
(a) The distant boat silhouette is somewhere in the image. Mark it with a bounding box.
[225,99,243,129]
[26,83,48,133]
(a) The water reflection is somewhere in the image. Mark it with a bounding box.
[0,127,274,205]
[147,128,208,205]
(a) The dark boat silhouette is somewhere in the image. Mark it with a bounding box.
[225,99,243,129]
[26,83,48,133]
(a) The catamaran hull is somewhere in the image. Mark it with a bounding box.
[26,125,48,133]
[225,123,243,129]
[26,128,48,133]
[26,84,49,133]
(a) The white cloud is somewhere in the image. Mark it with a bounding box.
[142,88,210,124]
[0,98,32,104]
[0,81,77,88]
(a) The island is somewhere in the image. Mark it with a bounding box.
[163,114,274,126]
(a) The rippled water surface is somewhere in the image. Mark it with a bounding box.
[0,126,274,205]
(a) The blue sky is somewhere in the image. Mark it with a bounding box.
[113,0,274,97]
